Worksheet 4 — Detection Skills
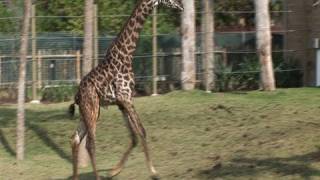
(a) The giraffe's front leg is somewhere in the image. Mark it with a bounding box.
[109,105,138,177]
[116,98,158,178]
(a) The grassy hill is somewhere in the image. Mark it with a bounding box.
[1,88,320,179]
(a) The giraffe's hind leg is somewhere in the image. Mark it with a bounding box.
[116,100,158,178]
[80,100,100,180]
[109,105,138,177]
[71,119,87,180]
[86,127,99,180]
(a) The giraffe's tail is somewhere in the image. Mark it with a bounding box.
[68,103,76,118]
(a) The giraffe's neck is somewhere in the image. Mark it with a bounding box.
[106,0,153,62]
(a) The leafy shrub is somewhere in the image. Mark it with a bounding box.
[0,87,19,103]
[232,56,260,90]
[215,55,260,91]
[41,85,78,103]
[215,54,303,91]
[274,58,303,88]
[215,61,233,92]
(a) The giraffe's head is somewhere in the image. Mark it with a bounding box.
[152,0,184,11]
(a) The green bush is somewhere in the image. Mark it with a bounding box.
[215,54,303,91]
[0,87,18,103]
[232,56,260,90]
[41,85,78,103]
[215,55,260,91]
[215,61,233,92]
[274,58,303,88]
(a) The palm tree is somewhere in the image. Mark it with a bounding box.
[181,0,196,90]
[201,0,215,92]
[16,0,31,161]
[254,0,276,91]
[78,0,95,167]
[82,0,94,76]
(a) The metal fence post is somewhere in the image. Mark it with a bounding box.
[76,50,81,84]
[152,7,158,96]
[93,3,99,67]
[31,4,38,102]
[37,51,42,89]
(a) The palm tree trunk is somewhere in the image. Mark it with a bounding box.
[16,0,31,161]
[181,0,196,90]
[254,0,276,91]
[202,0,215,92]
[78,0,94,167]
[82,0,94,76]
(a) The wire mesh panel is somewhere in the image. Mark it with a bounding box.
[0,0,306,96]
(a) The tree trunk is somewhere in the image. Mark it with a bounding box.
[202,0,215,92]
[16,0,31,161]
[254,0,276,91]
[152,8,158,96]
[82,0,94,76]
[181,0,196,90]
[78,0,94,167]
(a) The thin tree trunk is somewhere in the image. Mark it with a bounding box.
[202,0,215,92]
[82,0,94,76]
[254,0,276,91]
[181,0,196,90]
[78,0,94,167]
[152,7,158,96]
[16,0,31,161]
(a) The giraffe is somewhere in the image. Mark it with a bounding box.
[69,0,183,179]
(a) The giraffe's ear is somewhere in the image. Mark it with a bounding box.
[151,0,160,7]
[173,0,183,11]
[173,0,183,7]
[161,0,183,11]
[153,0,159,6]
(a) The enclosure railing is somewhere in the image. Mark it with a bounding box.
[0,1,306,101]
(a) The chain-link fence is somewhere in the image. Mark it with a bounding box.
[0,1,308,101]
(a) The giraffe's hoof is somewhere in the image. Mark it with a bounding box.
[150,174,161,180]
[109,167,122,178]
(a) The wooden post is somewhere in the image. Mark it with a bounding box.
[63,52,67,81]
[152,7,158,96]
[76,50,81,84]
[222,48,228,66]
[37,51,42,89]
[283,0,289,62]
[31,4,38,102]
[93,3,99,67]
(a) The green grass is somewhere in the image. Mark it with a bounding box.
[1,88,320,179]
